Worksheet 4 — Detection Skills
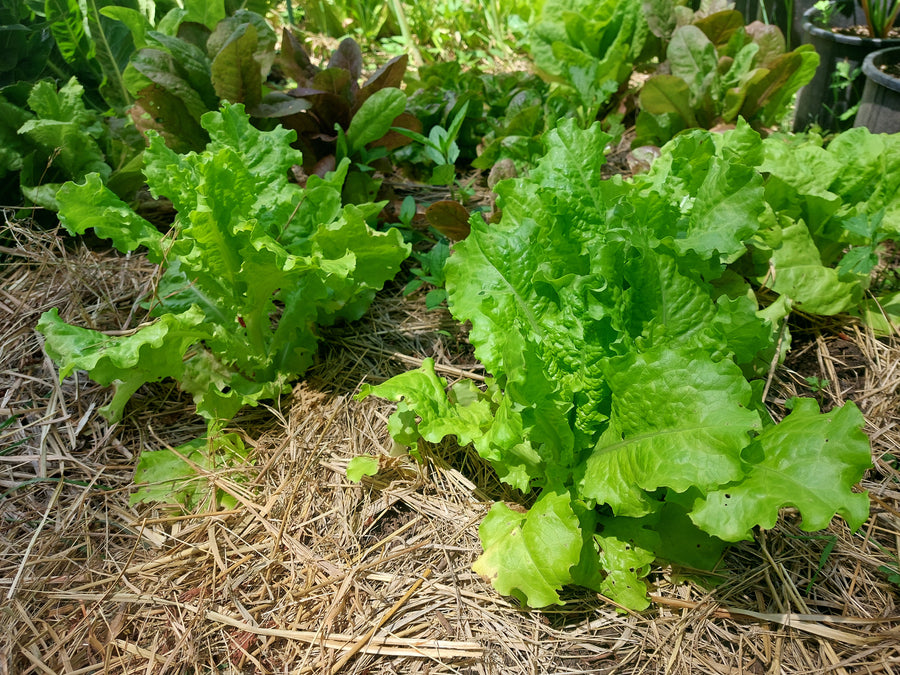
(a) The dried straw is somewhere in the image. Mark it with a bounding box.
[1,211,898,674]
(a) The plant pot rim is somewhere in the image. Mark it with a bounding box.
[862,46,900,89]
[802,6,900,47]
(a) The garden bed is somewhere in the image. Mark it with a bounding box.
[2,213,899,674]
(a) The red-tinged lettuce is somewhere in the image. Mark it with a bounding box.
[360,119,873,609]
[636,11,818,145]
[121,9,277,152]
[38,103,410,505]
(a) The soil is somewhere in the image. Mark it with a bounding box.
[881,62,900,78]
[832,25,900,39]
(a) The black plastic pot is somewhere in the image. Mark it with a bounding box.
[793,6,900,131]
[854,46,900,132]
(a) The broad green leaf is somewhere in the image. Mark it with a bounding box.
[691,399,871,541]
[346,88,407,156]
[719,42,759,94]
[759,138,842,234]
[744,21,786,67]
[210,22,261,108]
[364,119,875,611]
[45,0,95,65]
[741,47,819,124]
[130,48,211,121]
[101,6,152,49]
[826,130,900,235]
[83,0,134,112]
[578,346,759,517]
[37,306,210,422]
[595,517,658,609]
[667,25,718,104]
[473,491,590,607]
[529,0,648,110]
[43,102,409,438]
[143,31,218,109]
[761,219,864,315]
[182,0,225,31]
[640,75,698,126]
[130,83,208,153]
[56,173,165,261]
[692,9,744,48]
[681,157,764,260]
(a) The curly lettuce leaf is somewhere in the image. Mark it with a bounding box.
[43,102,409,467]
[56,173,166,262]
[365,120,874,609]
[131,432,248,507]
[760,219,865,315]
[579,346,760,517]
[691,398,871,541]
[473,490,602,607]
[37,306,209,422]
[359,359,543,492]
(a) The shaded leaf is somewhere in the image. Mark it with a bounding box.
[328,37,362,81]
[210,22,261,108]
[345,87,406,155]
[425,200,470,241]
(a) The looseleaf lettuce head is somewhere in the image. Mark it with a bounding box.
[40,102,410,501]
[362,119,872,609]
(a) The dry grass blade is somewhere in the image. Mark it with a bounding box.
[1,217,899,674]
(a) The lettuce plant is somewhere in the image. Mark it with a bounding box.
[636,9,819,145]
[528,0,654,125]
[37,103,410,505]
[2,77,144,209]
[360,119,884,609]
[273,32,418,204]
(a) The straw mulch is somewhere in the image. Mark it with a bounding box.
[2,212,899,674]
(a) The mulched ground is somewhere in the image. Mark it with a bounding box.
[2,166,899,674]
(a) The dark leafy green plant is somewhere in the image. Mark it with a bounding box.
[37,103,410,506]
[359,119,897,610]
[272,32,418,204]
[115,7,276,152]
[0,2,59,89]
[399,61,564,174]
[636,9,819,145]
[0,1,147,207]
[1,76,143,208]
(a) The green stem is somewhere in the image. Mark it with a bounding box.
[484,0,510,54]
[386,0,423,66]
